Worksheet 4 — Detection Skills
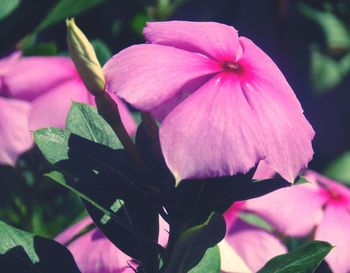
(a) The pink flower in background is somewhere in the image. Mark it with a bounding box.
[0,52,136,166]
[56,216,169,273]
[56,217,133,273]
[104,21,314,183]
[244,170,350,273]
[220,202,286,273]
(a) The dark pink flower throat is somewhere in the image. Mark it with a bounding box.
[222,61,242,73]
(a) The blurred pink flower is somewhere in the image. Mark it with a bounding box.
[104,21,314,182]
[245,170,350,273]
[56,217,133,273]
[0,52,136,166]
[220,202,286,273]
[56,216,169,273]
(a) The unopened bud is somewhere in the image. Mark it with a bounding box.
[66,18,105,96]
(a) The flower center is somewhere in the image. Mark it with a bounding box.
[222,61,242,73]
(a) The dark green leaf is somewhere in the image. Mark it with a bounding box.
[163,213,226,273]
[167,174,288,228]
[257,240,332,273]
[35,0,107,32]
[85,200,162,272]
[22,41,58,56]
[188,246,220,273]
[0,0,21,21]
[0,220,81,273]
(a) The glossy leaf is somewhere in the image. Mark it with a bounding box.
[188,246,220,273]
[66,102,122,149]
[0,220,81,273]
[257,240,332,273]
[163,213,226,273]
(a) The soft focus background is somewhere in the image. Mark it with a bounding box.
[1,0,350,258]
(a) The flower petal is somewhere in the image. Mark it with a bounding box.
[0,98,32,165]
[304,170,350,203]
[253,161,276,180]
[225,219,287,272]
[55,217,94,244]
[2,56,77,101]
[144,21,240,60]
[219,239,252,273]
[238,37,314,182]
[240,80,314,183]
[315,204,350,273]
[238,37,303,112]
[103,44,220,114]
[67,229,132,273]
[245,183,326,237]
[159,74,265,181]
[56,217,132,273]
[28,80,92,130]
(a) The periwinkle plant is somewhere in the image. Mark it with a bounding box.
[15,19,330,273]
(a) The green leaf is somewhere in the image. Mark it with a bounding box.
[164,213,226,273]
[257,240,332,273]
[66,102,122,149]
[0,0,21,21]
[91,39,112,65]
[22,41,58,56]
[188,246,220,273]
[310,46,342,92]
[34,128,70,165]
[324,151,350,185]
[35,0,106,32]
[0,220,81,273]
[299,3,350,50]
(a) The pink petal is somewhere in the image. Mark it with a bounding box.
[305,170,350,203]
[238,37,314,182]
[144,21,240,60]
[245,184,326,237]
[225,219,287,272]
[0,97,33,165]
[103,44,220,116]
[2,56,77,101]
[159,74,265,181]
[219,239,252,273]
[55,217,94,244]
[28,80,92,130]
[239,77,314,183]
[238,37,302,112]
[253,161,276,180]
[158,216,169,247]
[315,204,350,273]
[56,217,132,273]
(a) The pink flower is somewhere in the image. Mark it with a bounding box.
[0,52,136,166]
[56,217,133,273]
[104,21,314,183]
[244,170,350,273]
[56,216,169,273]
[220,202,286,273]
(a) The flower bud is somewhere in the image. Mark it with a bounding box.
[66,18,105,96]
